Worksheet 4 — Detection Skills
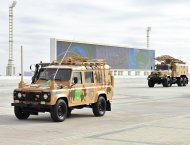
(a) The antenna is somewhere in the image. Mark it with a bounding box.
[21,46,23,82]
[19,46,25,88]
[35,42,73,85]
[53,42,73,80]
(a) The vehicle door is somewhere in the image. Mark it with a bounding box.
[69,71,83,105]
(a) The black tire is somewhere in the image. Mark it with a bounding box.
[168,78,173,87]
[51,99,67,122]
[163,78,170,87]
[92,96,106,117]
[177,77,183,87]
[148,80,155,88]
[14,106,30,120]
[183,77,187,86]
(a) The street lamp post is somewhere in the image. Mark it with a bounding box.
[147,26,151,49]
[6,1,17,76]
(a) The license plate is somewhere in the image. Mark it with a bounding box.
[14,100,19,103]
[41,101,45,104]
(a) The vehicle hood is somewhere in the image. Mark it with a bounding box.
[19,84,50,92]
[17,80,51,92]
[151,70,171,77]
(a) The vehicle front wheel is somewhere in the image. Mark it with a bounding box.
[92,96,106,117]
[14,106,30,120]
[148,80,155,87]
[163,78,170,87]
[51,99,68,122]
[177,77,183,87]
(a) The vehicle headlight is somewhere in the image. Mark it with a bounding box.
[17,93,22,99]
[43,94,48,100]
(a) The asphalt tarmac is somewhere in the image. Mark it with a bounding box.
[0,77,190,145]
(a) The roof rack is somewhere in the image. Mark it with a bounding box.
[59,56,106,66]
[155,55,186,64]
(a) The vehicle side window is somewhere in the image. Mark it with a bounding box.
[72,72,82,84]
[85,72,94,83]
[96,71,103,83]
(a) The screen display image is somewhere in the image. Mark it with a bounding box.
[96,45,129,69]
[57,41,96,61]
[129,48,155,70]
[56,40,155,70]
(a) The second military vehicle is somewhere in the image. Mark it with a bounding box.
[11,56,114,122]
[148,55,188,87]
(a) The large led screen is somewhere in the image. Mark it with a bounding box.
[129,48,155,70]
[57,41,96,61]
[96,45,129,69]
[56,41,155,70]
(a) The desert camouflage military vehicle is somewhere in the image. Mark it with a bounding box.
[148,55,188,87]
[11,56,114,122]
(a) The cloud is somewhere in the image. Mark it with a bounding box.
[18,16,49,25]
[129,0,190,5]
[0,0,190,75]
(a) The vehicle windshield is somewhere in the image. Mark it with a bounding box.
[38,68,72,81]
[156,65,169,70]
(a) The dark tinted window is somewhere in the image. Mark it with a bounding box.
[85,72,94,83]
[38,69,71,81]
[156,65,169,70]
[96,71,103,83]
[72,72,82,84]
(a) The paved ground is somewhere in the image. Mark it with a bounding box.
[0,77,190,145]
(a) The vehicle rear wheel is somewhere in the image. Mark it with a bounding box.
[51,99,67,122]
[148,80,155,87]
[183,77,187,86]
[14,106,30,120]
[177,77,183,87]
[92,96,106,117]
[169,78,172,87]
[163,78,170,87]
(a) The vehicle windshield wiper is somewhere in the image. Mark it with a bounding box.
[54,78,62,81]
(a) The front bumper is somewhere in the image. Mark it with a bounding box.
[148,76,165,84]
[11,103,52,112]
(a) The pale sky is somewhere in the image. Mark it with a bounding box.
[0,0,190,75]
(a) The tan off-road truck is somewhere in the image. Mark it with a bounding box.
[148,55,188,87]
[11,56,114,122]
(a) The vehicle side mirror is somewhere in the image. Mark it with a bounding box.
[30,64,36,72]
[73,77,78,84]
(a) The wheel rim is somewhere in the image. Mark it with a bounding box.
[98,100,105,114]
[58,104,66,119]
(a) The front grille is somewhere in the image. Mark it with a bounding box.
[25,92,42,101]
[14,91,50,102]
